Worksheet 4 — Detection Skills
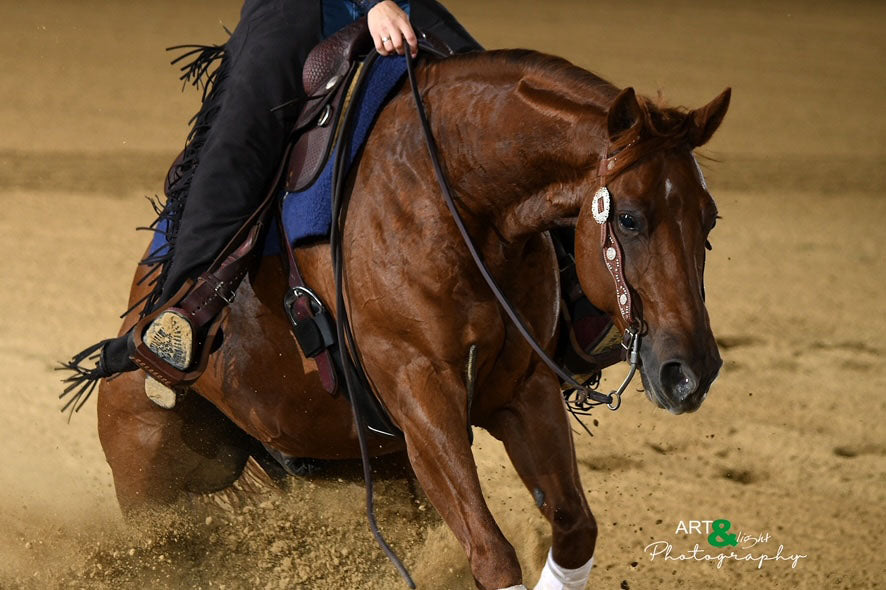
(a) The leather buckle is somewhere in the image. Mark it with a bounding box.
[214,281,235,305]
[284,286,325,325]
[283,286,335,359]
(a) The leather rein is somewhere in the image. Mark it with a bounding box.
[404,50,642,412]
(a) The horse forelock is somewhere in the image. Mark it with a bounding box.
[603,97,698,183]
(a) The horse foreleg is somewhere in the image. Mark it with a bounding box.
[390,368,523,590]
[485,367,597,589]
[97,371,255,516]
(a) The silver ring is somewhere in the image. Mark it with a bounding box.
[381,36,392,43]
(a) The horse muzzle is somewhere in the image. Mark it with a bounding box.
[638,335,722,414]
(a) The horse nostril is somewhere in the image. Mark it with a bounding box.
[660,361,698,401]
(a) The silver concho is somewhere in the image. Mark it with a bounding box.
[592,187,611,224]
[325,75,341,91]
[606,247,617,261]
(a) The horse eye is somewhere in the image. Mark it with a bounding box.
[618,213,639,231]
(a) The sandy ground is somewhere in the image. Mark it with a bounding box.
[1,0,883,588]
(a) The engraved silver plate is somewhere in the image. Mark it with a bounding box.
[592,187,611,224]
[325,75,341,91]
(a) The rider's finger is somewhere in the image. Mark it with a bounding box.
[390,15,418,57]
[403,26,418,57]
[376,31,391,55]
[389,27,405,56]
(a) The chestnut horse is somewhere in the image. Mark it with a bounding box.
[96,50,729,589]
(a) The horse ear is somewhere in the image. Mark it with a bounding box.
[606,87,641,139]
[689,87,731,147]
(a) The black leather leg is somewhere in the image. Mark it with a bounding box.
[157,0,323,304]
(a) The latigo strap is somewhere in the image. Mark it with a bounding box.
[277,198,338,394]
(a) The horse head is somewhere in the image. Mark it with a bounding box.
[575,87,731,414]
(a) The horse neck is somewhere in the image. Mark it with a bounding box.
[420,53,618,243]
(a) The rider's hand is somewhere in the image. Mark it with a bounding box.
[368,1,418,58]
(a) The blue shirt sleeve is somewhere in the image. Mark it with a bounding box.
[353,0,382,10]
[322,0,410,39]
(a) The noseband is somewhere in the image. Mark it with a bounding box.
[405,51,645,413]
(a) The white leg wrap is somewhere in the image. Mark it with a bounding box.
[533,549,594,590]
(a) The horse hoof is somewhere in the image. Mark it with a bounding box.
[143,309,194,370]
[145,375,178,409]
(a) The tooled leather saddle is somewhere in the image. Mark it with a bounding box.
[286,18,374,192]
[284,17,455,192]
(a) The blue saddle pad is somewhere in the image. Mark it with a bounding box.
[149,55,408,260]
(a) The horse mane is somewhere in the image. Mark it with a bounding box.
[430,49,698,179]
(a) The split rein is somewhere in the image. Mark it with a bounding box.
[403,50,642,414]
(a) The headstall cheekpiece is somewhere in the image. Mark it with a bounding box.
[562,146,647,414]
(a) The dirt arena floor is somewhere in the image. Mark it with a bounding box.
[1,0,883,588]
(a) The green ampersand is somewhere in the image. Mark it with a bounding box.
[708,519,738,547]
